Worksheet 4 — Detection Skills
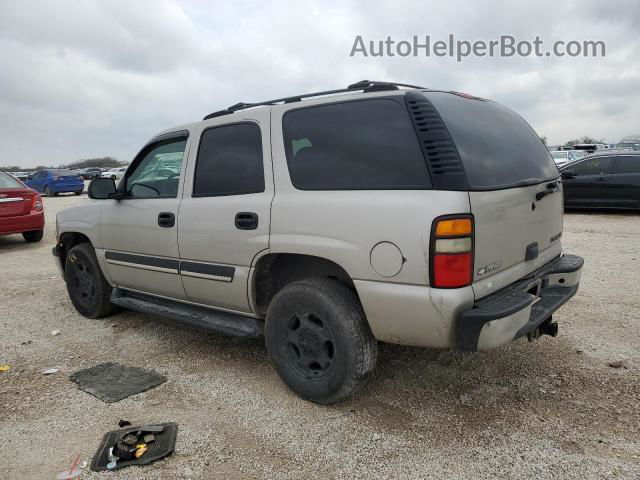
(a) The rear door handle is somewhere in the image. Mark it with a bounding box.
[158,212,175,228]
[596,177,609,182]
[235,212,258,230]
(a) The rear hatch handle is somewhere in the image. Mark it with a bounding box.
[535,181,560,201]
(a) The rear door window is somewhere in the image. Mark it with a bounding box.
[282,99,431,190]
[421,92,558,190]
[193,123,265,197]
[613,156,640,174]
[570,156,613,176]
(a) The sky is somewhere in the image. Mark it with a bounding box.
[0,0,638,167]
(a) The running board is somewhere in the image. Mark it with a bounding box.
[110,288,263,338]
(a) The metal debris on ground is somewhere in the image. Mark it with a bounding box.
[42,368,59,375]
[0,365,10,373]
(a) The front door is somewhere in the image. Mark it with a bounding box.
[177,112,273,313]
[100,132,190,299]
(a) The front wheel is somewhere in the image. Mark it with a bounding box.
[74,191,82,196]
[22,230,43,242]
[44,186,53,197]
[64,243,115,318]
[265,278,378,404]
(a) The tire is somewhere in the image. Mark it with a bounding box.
[265,277,378,404]
[64,243,115,318]
[44,186,53,197]
[22,230,43,242]
[74,191,82,196]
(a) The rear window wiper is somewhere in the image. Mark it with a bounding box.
[535,181,559,201]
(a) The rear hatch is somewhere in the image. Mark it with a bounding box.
[420,91,563,299]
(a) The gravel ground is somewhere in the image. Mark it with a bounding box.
[1,194,639,479]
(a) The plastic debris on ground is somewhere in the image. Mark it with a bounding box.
[91,422,178,471]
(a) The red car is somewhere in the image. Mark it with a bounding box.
[0,171,45,242]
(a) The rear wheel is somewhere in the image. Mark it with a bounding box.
[22,230,43,242]
[64,243,115,318]
[265,278,378,404]
[74,191,82,196]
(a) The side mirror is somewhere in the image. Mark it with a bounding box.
[88,178,117,199]
[561,170,576,179]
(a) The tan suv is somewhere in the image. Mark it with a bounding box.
[53,81,583,404]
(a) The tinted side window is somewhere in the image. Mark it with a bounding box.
[614,156,640,174]
[283,99,431,190]
[571,157,612,176]
[193,123,264,197]
[126,138,187,198]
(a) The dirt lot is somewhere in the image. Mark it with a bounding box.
[1,194,639,479]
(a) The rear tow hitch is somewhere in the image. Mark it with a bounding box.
[527,318,559,342]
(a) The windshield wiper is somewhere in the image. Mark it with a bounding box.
[535,181,559,201]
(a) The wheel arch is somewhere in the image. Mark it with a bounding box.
[250,252,362,317]
[58,232,92,272]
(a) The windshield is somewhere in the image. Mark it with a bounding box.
[0,171,24,188]
[422,92,558,190]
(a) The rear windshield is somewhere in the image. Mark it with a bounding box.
[0,172,23,188]
[422,92,558,189]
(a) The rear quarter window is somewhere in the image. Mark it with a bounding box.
[283,98,431,190]
[422,92,558,190]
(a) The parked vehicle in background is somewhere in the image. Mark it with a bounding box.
[54,81,583,404]
[560,151,640,210]
[25,169,84,197]
[568,149,588,160]
[0,171,45,242]
[12,172,30,181]
[80,167,103,180]
[572,143,606,154]
[550,150,578,167]
[101,167,127,180]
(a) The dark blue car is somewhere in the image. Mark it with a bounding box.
[25,169,84,197]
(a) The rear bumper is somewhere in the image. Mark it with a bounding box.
[0,210,45,235]
[456,254,584,351]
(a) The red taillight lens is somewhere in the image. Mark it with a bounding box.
[433,252,472,287]
[431,215,474,288]
[32,194,43,211]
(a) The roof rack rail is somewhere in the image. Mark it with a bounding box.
[202,80,426,120]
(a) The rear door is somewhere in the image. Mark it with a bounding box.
[608,155,640,209]
[25,171,45,192]
[177,111,272,313]
[420,91,563,298]
[562,156,614,207]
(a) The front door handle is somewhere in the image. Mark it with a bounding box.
[158,212,175,228]
[235,212,258,230]
[596,176,609,182]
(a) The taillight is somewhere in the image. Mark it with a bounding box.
[431,216,473,288]
[32,194,43,211]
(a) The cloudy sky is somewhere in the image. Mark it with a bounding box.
[0,0,638,167]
